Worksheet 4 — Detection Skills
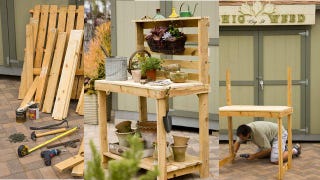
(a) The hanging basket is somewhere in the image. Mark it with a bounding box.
[146,34,187,55]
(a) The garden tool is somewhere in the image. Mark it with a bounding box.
[163,110,173,133]
[31,128,68,141]
[179,2,198,17]
[18,126,79,157]
[29,119,69,130]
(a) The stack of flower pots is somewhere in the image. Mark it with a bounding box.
[171,135,189,162]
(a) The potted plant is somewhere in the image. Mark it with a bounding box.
[141,57,162,81]
[84,21,111,124]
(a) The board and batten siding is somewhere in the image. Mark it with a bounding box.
[310,11,320,134]
[116,1,219,126]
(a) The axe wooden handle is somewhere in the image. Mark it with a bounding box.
[36,128,67,137]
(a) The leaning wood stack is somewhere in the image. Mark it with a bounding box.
[18,5,84,119]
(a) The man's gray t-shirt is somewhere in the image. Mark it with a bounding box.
[236,121,285,150]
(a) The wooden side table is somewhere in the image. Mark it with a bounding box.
[219,68,293,180]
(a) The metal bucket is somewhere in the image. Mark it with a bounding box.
[16,108,27,123]
[105,56,127,81]
[28,104,39,120]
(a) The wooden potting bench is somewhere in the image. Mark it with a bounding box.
[219,68,293,180]
[95,17,210,180]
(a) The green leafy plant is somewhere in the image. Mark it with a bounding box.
[85,140,106,180]
[85,136,159,180]
[141,57,162,75]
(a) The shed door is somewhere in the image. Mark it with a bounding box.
[219,30,308,134]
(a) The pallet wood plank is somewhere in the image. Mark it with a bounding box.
[54,154,84,172]
[52,30,83,120]
[76,86,84,115]
[71,162,84,176]
[35,28,58,108]
[19,77,40,108]
[34,5,49,68]
[57,6,67,32]
[76,6,84,30]
[65,5,76,37]
[74,6,84,99]
[42,32,67,113]
[48,5,58,31]
[31,5,41,46]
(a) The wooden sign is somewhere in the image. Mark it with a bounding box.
[220,2,315,26]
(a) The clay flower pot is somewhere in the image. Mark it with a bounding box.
[136,121,157,148]
[115,130,135,147]
[146,69,157,81]
[115,121,132,133]
[172,135,189,146]
[131,69,142,83]
[171,144,188,162]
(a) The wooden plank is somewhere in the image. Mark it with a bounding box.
[98,91,109,168]
[198,93,209,178]
[156,98,167,180]
[42,32,67,113]
[18,24,34,99]
[34,5,49,68]
[35,28,58,108]
[76,5,84,30]
[75,5,84,99]
[19,77,40,108]
[31,5,41,47]
[57,6,67,32]
[198,18,209,84]
[71,162,84,176]
[65,5,76,37]
[25,24,35,89]
[162,59,199,70]
[18,56,27,99]
[52,30,83,120]
[278,117,284,180]
[33,68,83,75]
[48,5,58,31]
[54,154,84,172]
[139,97,147,121]
[76,86,84,115]
[219,156,234,167]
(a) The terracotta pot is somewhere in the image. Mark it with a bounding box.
[115,121,132,133]
[171,144,188,162]
[146,69,156,81]
[131,69,142,83]
[115,130,135,147]
[137,121,157,148]
[173,135,189,146]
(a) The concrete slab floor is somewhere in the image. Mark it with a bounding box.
[219,142,320,180]
[0,75,84,179]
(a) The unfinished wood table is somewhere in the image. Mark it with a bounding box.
[219,68,293,180]
[95,79,210,179]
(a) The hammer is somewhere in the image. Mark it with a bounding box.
[31,128,68,141]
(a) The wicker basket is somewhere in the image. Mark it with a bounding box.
[146,34,187,54]
[127,49,151,75]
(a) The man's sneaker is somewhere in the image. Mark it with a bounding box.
[293,143,302,157]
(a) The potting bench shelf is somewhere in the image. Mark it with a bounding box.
[103,152,202,179]
[96,17,210,180]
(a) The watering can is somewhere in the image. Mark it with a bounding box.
[179,2,198,17]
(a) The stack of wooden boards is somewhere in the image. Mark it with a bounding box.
[18,5,84,119]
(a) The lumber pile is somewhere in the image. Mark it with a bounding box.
[18,5,84,119]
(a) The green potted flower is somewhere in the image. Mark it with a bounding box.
[141,57,162,81]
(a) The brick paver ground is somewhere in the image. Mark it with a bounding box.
[219,141,320,179]
[0,75,83,179]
